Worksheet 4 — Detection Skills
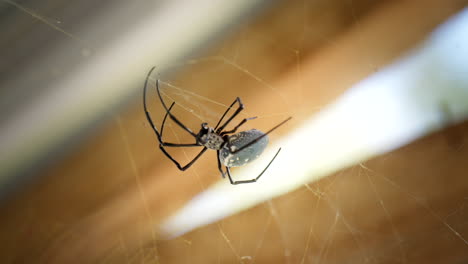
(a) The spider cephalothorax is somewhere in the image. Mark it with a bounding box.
[196,123,224,150]
[143,67,291,185]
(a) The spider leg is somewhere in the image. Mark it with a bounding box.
[159,101,174,136]
[225,148,282,185]
[155,76,198,137]
[143,72,199,147]
[220,116,257,136]
[229,117,292,154]
[160,146,208,171]
[215,97,244,133]
[216,150,226,178]
[214,97,242,131]
[156,101,199,147]
[143,67,207,171]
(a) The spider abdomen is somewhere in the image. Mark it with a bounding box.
[219,129,269,167]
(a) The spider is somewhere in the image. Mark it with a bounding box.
[143,67,291,185]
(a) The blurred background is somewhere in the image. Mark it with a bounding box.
[1,0,468,263]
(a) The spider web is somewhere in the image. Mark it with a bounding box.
[1,1,468,264]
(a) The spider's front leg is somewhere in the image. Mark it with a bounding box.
[154,101,208,171]
[157,102,199,147]
[143,68,208,171]
[220,116,257,136]
[215,97,244,133]
[155,79,198,138]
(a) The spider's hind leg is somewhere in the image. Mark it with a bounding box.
[217,150,226,178]
[159,101,175,137]
[228,117,292,154]
[225,148,281,185]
